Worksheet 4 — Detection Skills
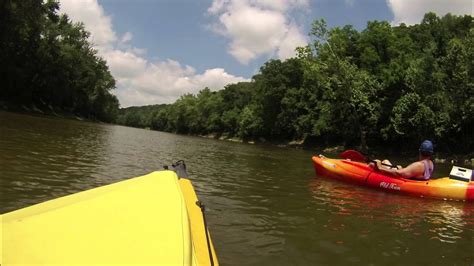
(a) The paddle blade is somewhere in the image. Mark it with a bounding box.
[339,150,367,162]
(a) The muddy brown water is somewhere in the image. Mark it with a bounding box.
[1,111,473,265]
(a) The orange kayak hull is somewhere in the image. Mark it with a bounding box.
[312,155,474,202]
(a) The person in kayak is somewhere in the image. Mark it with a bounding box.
[370,140,434,180]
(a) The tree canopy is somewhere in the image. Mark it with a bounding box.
[0,0,119,122]
[117,13,473,154]
[3,4,471,153]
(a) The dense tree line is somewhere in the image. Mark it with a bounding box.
[116,104,167,128]
[0,0,119,122]
[118,13,473,154]
[117,13,473,153]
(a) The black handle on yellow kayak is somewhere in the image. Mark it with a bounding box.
[196,201,215,266]
[163,160,189,178]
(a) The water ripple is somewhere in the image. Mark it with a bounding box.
[1,111,473,265]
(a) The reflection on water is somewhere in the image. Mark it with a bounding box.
[309,178,474,242]
[1,111,473,265]
[1,112,114,212]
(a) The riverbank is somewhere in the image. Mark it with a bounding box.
[197,133,474,167]
[0,102,99,123]
[2,108,472,167]
[199,133,340,152]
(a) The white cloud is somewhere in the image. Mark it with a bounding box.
[59,0,248,107]
[120,32,133,43]
[345,0,355,7]
[208,0,229,14]
[277,23,307,59]
[115,64,247,107]
[221,6,287,64]
[194,68,248,90]
[59,0,116,48]
[387,0,473,25]
[252,0,309,12]
[208,0,309,64]
[103,50,147,79]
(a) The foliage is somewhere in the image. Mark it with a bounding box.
[117,13,473,153]
[0,0,119,122]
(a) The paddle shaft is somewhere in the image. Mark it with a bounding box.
[340,150,399,169]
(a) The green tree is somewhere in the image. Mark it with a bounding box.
[115,12,473,154]
[0,0,119,121]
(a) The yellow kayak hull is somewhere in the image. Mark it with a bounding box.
[1,171,218,265]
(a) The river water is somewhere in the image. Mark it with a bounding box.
[1,111,473,265]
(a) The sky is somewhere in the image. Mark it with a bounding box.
[58,0,473,107]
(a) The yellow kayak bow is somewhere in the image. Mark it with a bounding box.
[1,170,218,265]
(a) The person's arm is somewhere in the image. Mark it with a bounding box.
[377,161,423,178]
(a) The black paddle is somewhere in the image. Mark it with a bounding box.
[339,150,399,169]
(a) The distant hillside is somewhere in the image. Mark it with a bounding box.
[116,104,168,128]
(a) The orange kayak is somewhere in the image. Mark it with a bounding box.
[312,155,474,201]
